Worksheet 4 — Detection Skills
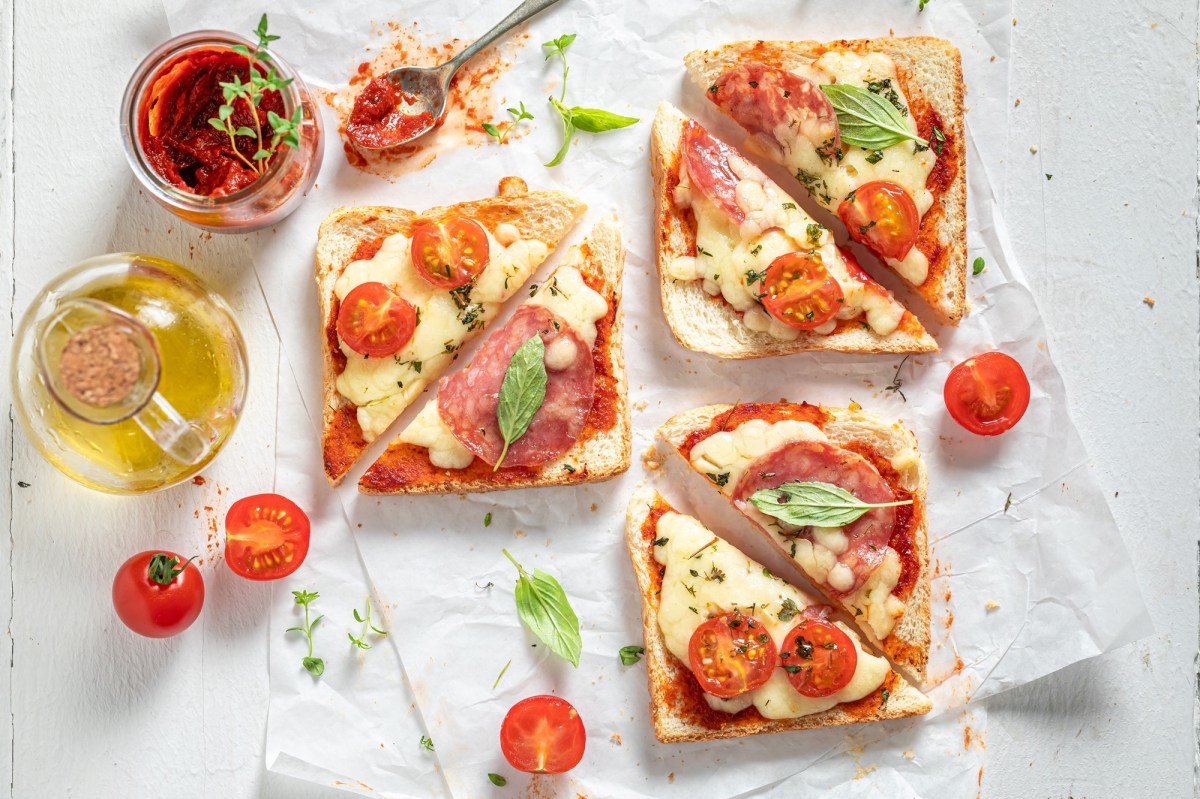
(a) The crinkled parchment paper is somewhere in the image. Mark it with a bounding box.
[164,0,1149,796]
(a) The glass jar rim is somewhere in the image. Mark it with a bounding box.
[120,29,304,208]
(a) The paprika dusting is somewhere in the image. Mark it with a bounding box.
[346,76,435,149]
[139,48,286,196]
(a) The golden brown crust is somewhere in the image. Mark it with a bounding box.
[683,37,967,326]
[316,180,586,485]
[657,403,931,682]
[625,488,932,742]
[650,103,938,357]
[357,213,631,495]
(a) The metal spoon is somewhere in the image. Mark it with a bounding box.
[358,0,564,149]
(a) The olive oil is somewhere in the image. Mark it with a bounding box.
[13,254,248,494]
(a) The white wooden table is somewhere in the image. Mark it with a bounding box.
[2,1,1195,796]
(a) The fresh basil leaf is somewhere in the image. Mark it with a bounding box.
[619,644,645,666]
[488,773,508,787]
[504,549,582,667]
[820,84,928,150]
[302,656,324,676]
[972,256,986,275]
[482,122,501,140]
[494,335,548,470]
[569,107,639,133]
[748,480,913,528]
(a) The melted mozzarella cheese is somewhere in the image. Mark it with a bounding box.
[653,512,888,719]
[690,418,914,641]
[394,265,607,470]
[333,230,547,441]
[397,398,474,469]
[774,51,935,285]
[674,150,906,337]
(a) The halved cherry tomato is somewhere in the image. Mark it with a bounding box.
[944,351,1031,436]
[337,281,416,357]
[687,611,778,698]
[499,695,586,774]
[224,494,311,581]
[760,251,844,331]
[410,217,490,289]
[780,618,857,698]
[837,181,919,261]
[112,551,204,638]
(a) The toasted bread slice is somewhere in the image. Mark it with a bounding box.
[684,37,967,325]
[318,178,586,485]
[657,403,930,682]
[625,486,931,743]
[358,213,630,495]
[650,103,937,358]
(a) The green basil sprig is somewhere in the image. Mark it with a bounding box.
[503,549,582,667]
[542,34,639,166]
[819,84,928,150]
[748,481,913,528]
[494,335,548,470]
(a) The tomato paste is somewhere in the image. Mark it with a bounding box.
[139,48,285,197]
[346,77,434,149]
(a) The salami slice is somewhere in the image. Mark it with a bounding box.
[438,305,595,468]
[732,440,895,595]
[681,120,746,223]
[708,63,842,162]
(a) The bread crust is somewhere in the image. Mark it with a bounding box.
[358,213,631,495]
[650,102,938,358]
[625,487,931,743]
[316,179,586,485]
[683,37,967,326]
[657,403,931,682]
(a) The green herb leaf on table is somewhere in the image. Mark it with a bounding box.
[495,335,548,470]
[819,84,928,150]
[492,658,512,689]
[973,256,986,275]
[619,645,645,666]
[748,481,914,528]
[569,107,639,133]
[484,101,534,144]
[541,34,639,166]
[488,773,508,787]
[347,595,387,651]
[286,589,325,677]
[502,549,582,667]
[420,735,434,751]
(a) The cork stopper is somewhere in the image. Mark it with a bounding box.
[58,325,142,407]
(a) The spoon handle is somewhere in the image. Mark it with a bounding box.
[447,0,564,72]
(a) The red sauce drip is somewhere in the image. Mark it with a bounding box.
[346,77,435,149]
[138,48,285,196]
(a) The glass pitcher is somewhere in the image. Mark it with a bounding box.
[11,254,249,493]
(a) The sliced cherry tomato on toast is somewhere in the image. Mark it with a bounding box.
[944,351,1031,436]
[224,493,311,581]
[112,551,204,638]
[837,181,919,261]
[760,251,843,331]
[779,618,857,698]
[337,281,416,357]
[499,695,586,774]
[410,217,490,289]
[687,611,778,698]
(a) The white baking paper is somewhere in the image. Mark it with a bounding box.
[160,0,1151,796]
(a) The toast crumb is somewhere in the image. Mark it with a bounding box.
[986,600,1001,611]
[1029,145,1038,154]
[903,750,916,759]
[1014,97,1021,106]
[609,733,622,746]
[642,445,662,471]
[1143,296,1156,308]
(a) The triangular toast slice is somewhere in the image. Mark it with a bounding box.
[318,178,585,485]
[658,402,931,682]
[359,213,630,494]
[651,102,936,357]
[684,38,967,325]
[625,486,931,743]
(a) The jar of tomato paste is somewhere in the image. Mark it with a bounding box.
[120,29,323,232]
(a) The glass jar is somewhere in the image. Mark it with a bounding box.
[11,254,249,494]
[120,30,324,233]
